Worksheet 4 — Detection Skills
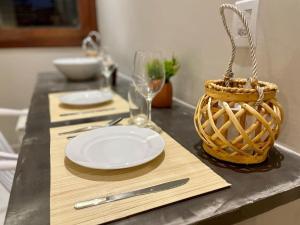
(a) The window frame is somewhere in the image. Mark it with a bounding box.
[0,0,97,47]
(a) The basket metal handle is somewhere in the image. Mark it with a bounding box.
[220,4,258,88]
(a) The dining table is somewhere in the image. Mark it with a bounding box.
[4,72,300,225]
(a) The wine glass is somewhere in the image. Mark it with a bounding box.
[81,36,98,57]
[100,47,114,92]
[81,31,101,57]
[132,50,165,131]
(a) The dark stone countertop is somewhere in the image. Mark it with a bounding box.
[4,72,300,225]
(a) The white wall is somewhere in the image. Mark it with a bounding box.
[97,0,234,104]
[255,0,300,151]
[96,0,300,153]
[0,47,82,144]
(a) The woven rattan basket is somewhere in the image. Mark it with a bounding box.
[194,4,283,164]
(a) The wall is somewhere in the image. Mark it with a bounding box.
[97,0,234,104]
[96,0,300,153]
[255,0,300,151]
[0,47,82,144]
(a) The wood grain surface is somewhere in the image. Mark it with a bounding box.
[50,120,230,225]
[48,91,129,122]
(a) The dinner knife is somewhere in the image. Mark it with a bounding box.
[60,107,115,117]
[74,178,189,209]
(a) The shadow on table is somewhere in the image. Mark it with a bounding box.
[64,152,165,181]
[193,142,284,173]
[59,100,113,109]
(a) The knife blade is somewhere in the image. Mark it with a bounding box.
[74,178,189,209]
[60,107,115,117]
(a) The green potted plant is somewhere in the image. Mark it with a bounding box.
[152,56,180,108]
[146,59,165,80]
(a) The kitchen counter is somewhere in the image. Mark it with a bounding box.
[4,72,300,225]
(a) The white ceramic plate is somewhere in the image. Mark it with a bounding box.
[65,126,165,169]
[59,90,113,106]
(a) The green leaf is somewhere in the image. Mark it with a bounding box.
[146,56,180,82]
[164,56,180,81]
[146,59,164,80]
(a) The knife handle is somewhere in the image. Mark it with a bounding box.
[74,197,106,210]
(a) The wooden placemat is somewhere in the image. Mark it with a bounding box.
[50,120,230,225]
[48,91,129,123]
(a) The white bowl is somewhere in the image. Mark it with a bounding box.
[53,57,100,81]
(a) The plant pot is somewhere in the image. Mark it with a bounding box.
[152,82,173,108]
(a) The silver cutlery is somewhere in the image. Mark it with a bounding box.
[59,117,123,136]
[60,107,115,117]
[67,135,79,140]
[74,178,189,210]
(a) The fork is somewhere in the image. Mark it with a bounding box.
[59,117,123,136]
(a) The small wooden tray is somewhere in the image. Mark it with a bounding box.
[48,91,129,122]
[50,120,230,225]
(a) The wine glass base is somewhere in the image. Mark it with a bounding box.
[141,121,162,133]
[101,87,111,93]
[128,119,161,132]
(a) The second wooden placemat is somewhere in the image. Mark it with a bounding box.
[48,91,129,123]
[50,120,230,225]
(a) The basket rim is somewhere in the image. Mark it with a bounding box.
[205,78,278,94]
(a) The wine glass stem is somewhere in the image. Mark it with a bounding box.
[146,99,152,123]
[104,76,109,89]
[103,70,111,91]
